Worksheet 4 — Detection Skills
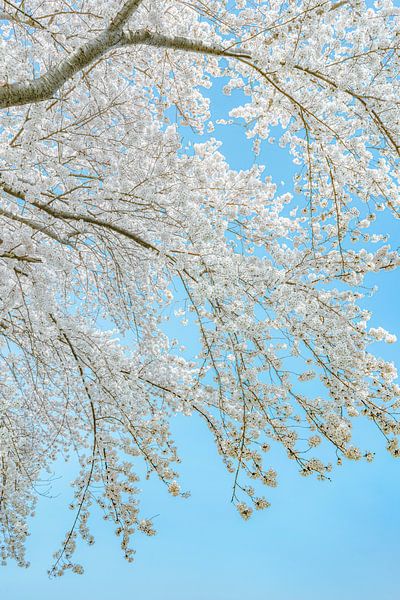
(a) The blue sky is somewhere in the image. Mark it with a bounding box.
[1,79,400,600]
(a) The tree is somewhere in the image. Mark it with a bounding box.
[1,0,400,576]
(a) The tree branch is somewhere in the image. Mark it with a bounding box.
[120,29,252,60]
[0,0,145,109]
[108,0,144,32]
[0,175,160,252]
[0,206,71,245]
[0,25,250,109]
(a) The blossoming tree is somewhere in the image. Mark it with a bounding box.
[1,0,400,575]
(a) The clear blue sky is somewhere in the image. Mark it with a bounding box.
[1,82,400,600]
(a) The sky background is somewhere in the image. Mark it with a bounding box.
[1,78,400,600]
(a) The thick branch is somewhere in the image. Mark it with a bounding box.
[0,0,145,109]
[108,0,144,32]
[0,26,250,109]
[120,30,252,60]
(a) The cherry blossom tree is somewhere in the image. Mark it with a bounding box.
[1,0,400,575]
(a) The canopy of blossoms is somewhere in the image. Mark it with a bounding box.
[0,0,399,575]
